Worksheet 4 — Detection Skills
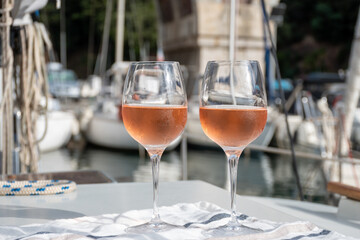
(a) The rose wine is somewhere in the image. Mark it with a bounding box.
[122,105,187,147]
[199,106,267,148]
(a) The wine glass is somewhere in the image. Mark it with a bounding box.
[122,61,187,232]
[199,60,267,235]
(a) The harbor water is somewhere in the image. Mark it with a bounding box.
[39,144,329,204]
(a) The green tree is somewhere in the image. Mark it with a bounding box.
[277,0,359,79]
[40,0,157,78]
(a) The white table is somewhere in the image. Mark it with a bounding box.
[0,180,359,238]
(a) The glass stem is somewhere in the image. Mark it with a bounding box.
[226,149,243,227]
[150,152,162,224]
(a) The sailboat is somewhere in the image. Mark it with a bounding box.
[85,63,182,151]
[13,1,79,154]
[36,98,78,152]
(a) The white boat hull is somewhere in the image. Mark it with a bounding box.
[86,113,181,151]
[37,111,76,152]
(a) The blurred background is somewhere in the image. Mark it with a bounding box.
[39,0,359,79]
[2,0,360,205]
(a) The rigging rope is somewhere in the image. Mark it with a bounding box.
[260,0,304,200]
[0,179,76,196]
[0,0,14,175]
[1,1,51,174]
[16,23,50,173]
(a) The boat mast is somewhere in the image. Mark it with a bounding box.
[97,0,113,77]
[154,0,164,61]
[229,0,237,105]
[114,0,125,98]
[115,0,125,62]
[344,7,360,140]
[60,0,67,68]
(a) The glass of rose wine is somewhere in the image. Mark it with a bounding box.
[199,60,267,236]
[122,61,187,233]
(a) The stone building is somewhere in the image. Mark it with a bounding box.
[156,0,280,94]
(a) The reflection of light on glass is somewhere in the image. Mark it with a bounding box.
[133,152,181,182]
[138,75,160,93]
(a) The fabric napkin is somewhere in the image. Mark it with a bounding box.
[0,201,357,240]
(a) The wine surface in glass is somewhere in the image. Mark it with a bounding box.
[122,104,187,147]
[199,105,267,148]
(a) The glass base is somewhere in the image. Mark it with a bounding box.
[204,223,261,237]
[125,220,180,233]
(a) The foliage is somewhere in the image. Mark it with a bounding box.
[39,0,360,79]
[39,0,157,78]
[277,0,360,79]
